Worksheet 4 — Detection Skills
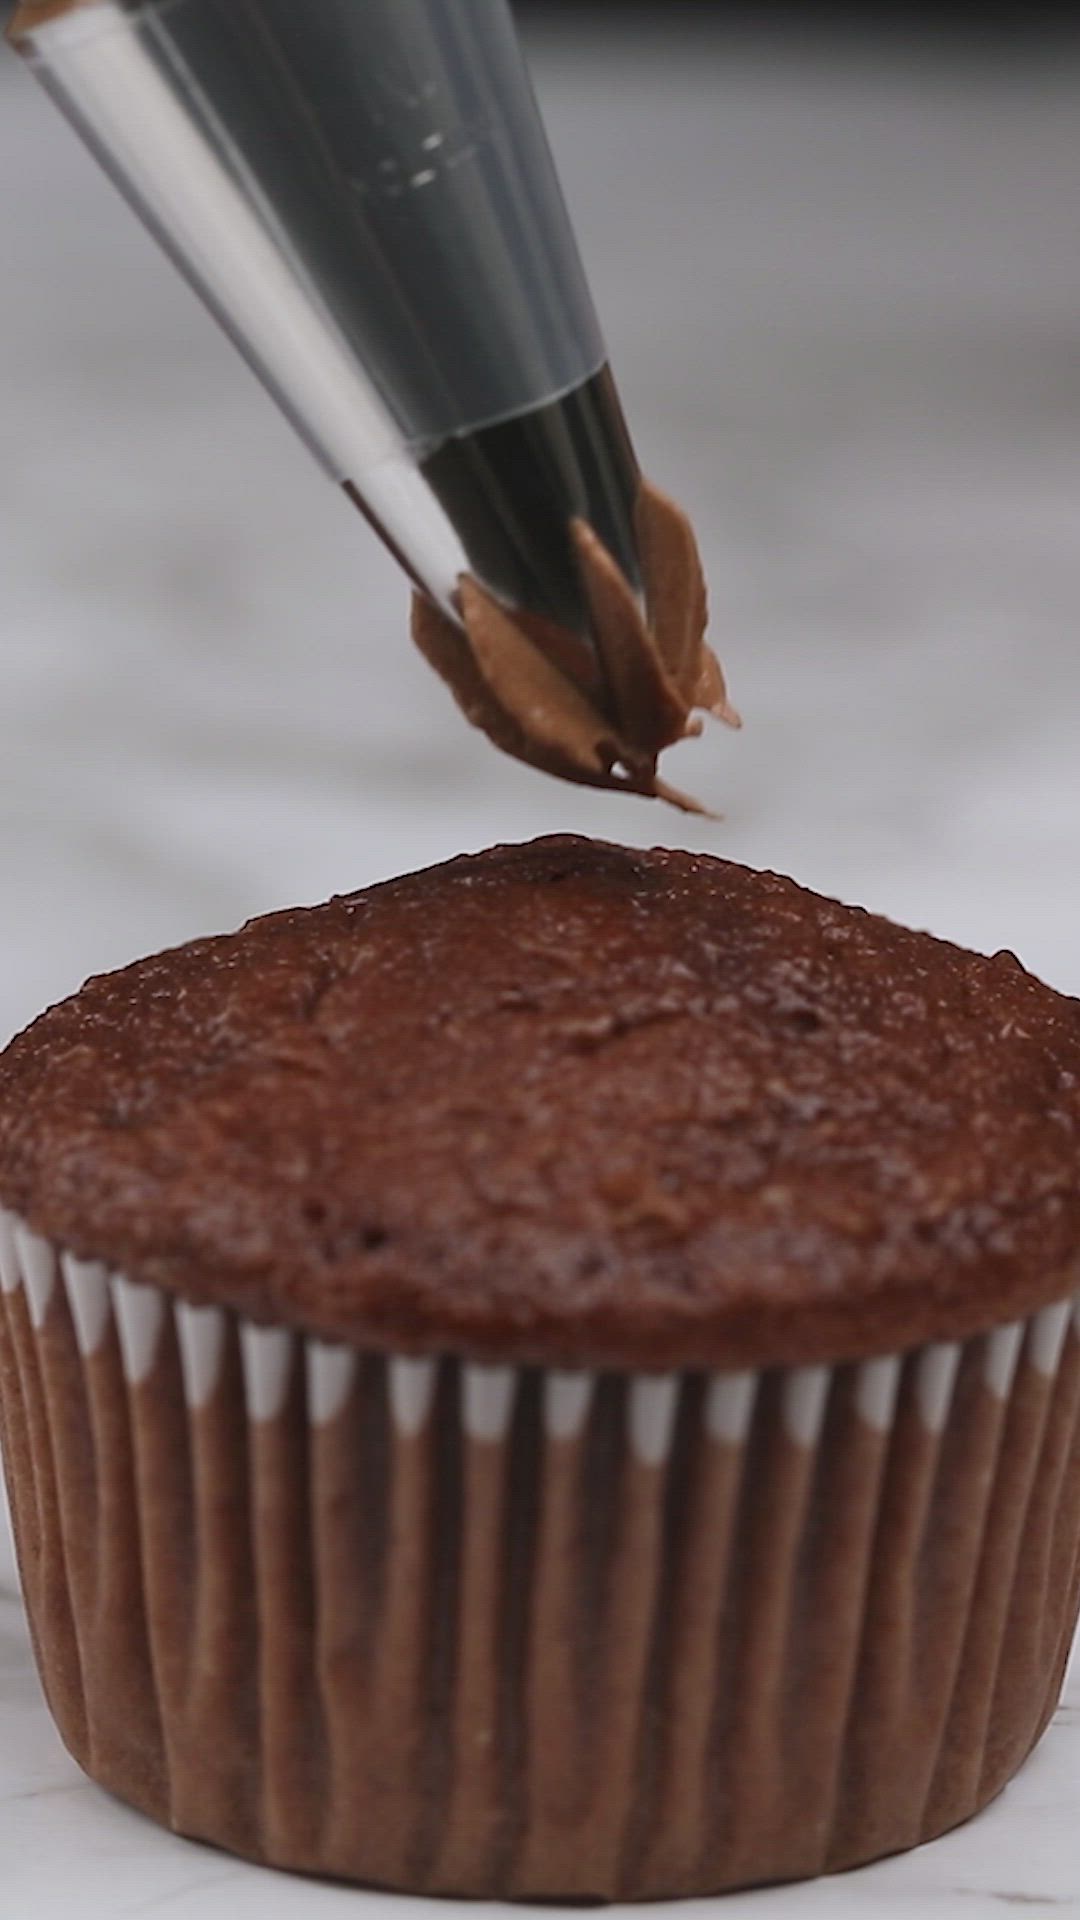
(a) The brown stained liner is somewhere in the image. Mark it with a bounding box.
[2,1270,1079,1902]
[924,1334,1077,1833]
[411,479,738,812]
[642,1390,751,1891]
[980,1330,1080,1796]
[830,1348,1009,1865]
[435,1397,520,1892]
[248,1362,321,1863]
[0,1285,88,1760]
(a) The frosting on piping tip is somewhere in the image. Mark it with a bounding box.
[411,477,738,811]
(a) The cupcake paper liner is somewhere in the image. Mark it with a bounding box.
[1,1204,1079,1899]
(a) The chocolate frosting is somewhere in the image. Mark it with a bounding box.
[2,837,1080,1370]
[412,479,738,810]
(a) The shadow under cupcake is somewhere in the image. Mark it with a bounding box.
[0,835,1078,1900]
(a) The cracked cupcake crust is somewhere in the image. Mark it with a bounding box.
[2,837,1080,1372]
[411,478,738,811]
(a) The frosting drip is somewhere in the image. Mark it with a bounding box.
[411,477,738,810]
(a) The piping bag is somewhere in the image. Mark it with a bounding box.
[9,0,737,805]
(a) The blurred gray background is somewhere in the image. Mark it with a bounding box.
[2,5,1080,1053]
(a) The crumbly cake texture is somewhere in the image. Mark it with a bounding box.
[411,479,738,811]
[1,836,1079,1369]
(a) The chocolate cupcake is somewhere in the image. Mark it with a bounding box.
[1,835,1078,1899]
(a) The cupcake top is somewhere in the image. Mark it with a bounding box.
[1,836,1078,1370]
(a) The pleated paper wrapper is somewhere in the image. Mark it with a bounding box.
[1,1205,1079,1899]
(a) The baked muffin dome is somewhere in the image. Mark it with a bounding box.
[2,834,1078,1368]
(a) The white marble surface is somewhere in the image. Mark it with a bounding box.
[2,16,1080,1914]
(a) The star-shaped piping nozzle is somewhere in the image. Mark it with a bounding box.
[411,477,738,813]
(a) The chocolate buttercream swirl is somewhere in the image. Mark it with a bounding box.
[411,478,738,811]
